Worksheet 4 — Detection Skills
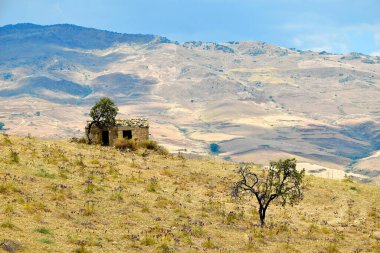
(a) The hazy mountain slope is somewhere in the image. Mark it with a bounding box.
[0,24,380,183]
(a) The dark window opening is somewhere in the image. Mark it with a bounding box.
[123,130,132,139]
[102,131,109,146]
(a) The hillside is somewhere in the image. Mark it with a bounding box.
[0,23,380,183]
[0,134,379,252]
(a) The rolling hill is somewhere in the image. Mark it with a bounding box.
[0,135,379,252]
[0,23,380,183]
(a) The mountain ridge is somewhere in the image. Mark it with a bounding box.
[0,23,171,50]
[3,23,379,57]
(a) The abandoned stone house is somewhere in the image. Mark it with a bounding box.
[86,118,149,146]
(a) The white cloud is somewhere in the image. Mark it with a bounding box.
[290,33,350,54]
[283,22,380,54]
[292,37,303,47]
[308,46,332,53]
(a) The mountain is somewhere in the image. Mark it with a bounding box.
[0,135,379,252]
[0,23,170,49]
[0,23,380,183]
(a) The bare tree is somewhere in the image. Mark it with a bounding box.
[232,158,305,227]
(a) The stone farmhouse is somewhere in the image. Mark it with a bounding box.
[86,118,149,146]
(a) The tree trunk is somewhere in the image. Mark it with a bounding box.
[259,206,266,227]
[87,121,95,144]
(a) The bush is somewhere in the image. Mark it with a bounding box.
[9,149,19,163]
[78,136,88,144]
[139,140,159,150]
[156,145,169,156]
[114,138,137,150]
[114,138,169,155]
[114,139,127,149]
[139,140,169,155]
[69,136,88,144]
[35,227,51,235]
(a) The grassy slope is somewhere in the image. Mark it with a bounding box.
[0,135,379,253]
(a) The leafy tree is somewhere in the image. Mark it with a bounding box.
[232,158,305,227]
[86,97,118,144]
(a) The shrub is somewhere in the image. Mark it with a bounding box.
[0,182,19,194]
[4,204,15,214]
[114,138,137,150]
[138,140,169,155]
[1,220,16,229]
[1,134,12,145]
[342,174,354,183]
[75,156,85,168]
[140,235,156,246]
[9,149,19,163]
[69,137,87,144]
[156,243,172,253]
[325,243,339,253]
[83,201,95,216]
[114,138,168,154]
[156,145,169,156]
[125,139,138,150]
[139,140,159,150]
[150,141,170,154]
[39,238,54,245]
[146,177,159,193]
[110,186,124,202]
[201,237,214,249]
[78,136,88,144]
[35,227,51,235]
[74,246,91,253]
[24,201,48,213]
[114,139,127,149]
[35,168,56,179]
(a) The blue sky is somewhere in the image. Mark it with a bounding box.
[0,0,379,55]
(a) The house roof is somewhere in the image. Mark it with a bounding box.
[115,118,149,128]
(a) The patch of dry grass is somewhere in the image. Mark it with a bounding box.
[0,134,379,252]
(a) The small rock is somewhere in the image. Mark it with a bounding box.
[0,239,23,253]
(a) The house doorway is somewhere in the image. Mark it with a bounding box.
[102,131,109,146]
[123,130,132,139]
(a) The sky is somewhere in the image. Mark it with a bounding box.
[0,0,379,55]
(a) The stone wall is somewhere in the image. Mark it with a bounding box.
[115,127,149,143]
[86,125,149,146]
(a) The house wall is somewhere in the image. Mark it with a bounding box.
[86,125,149,146]
[116,127,149,141]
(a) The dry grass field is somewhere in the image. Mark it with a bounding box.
[0,134,379,252]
